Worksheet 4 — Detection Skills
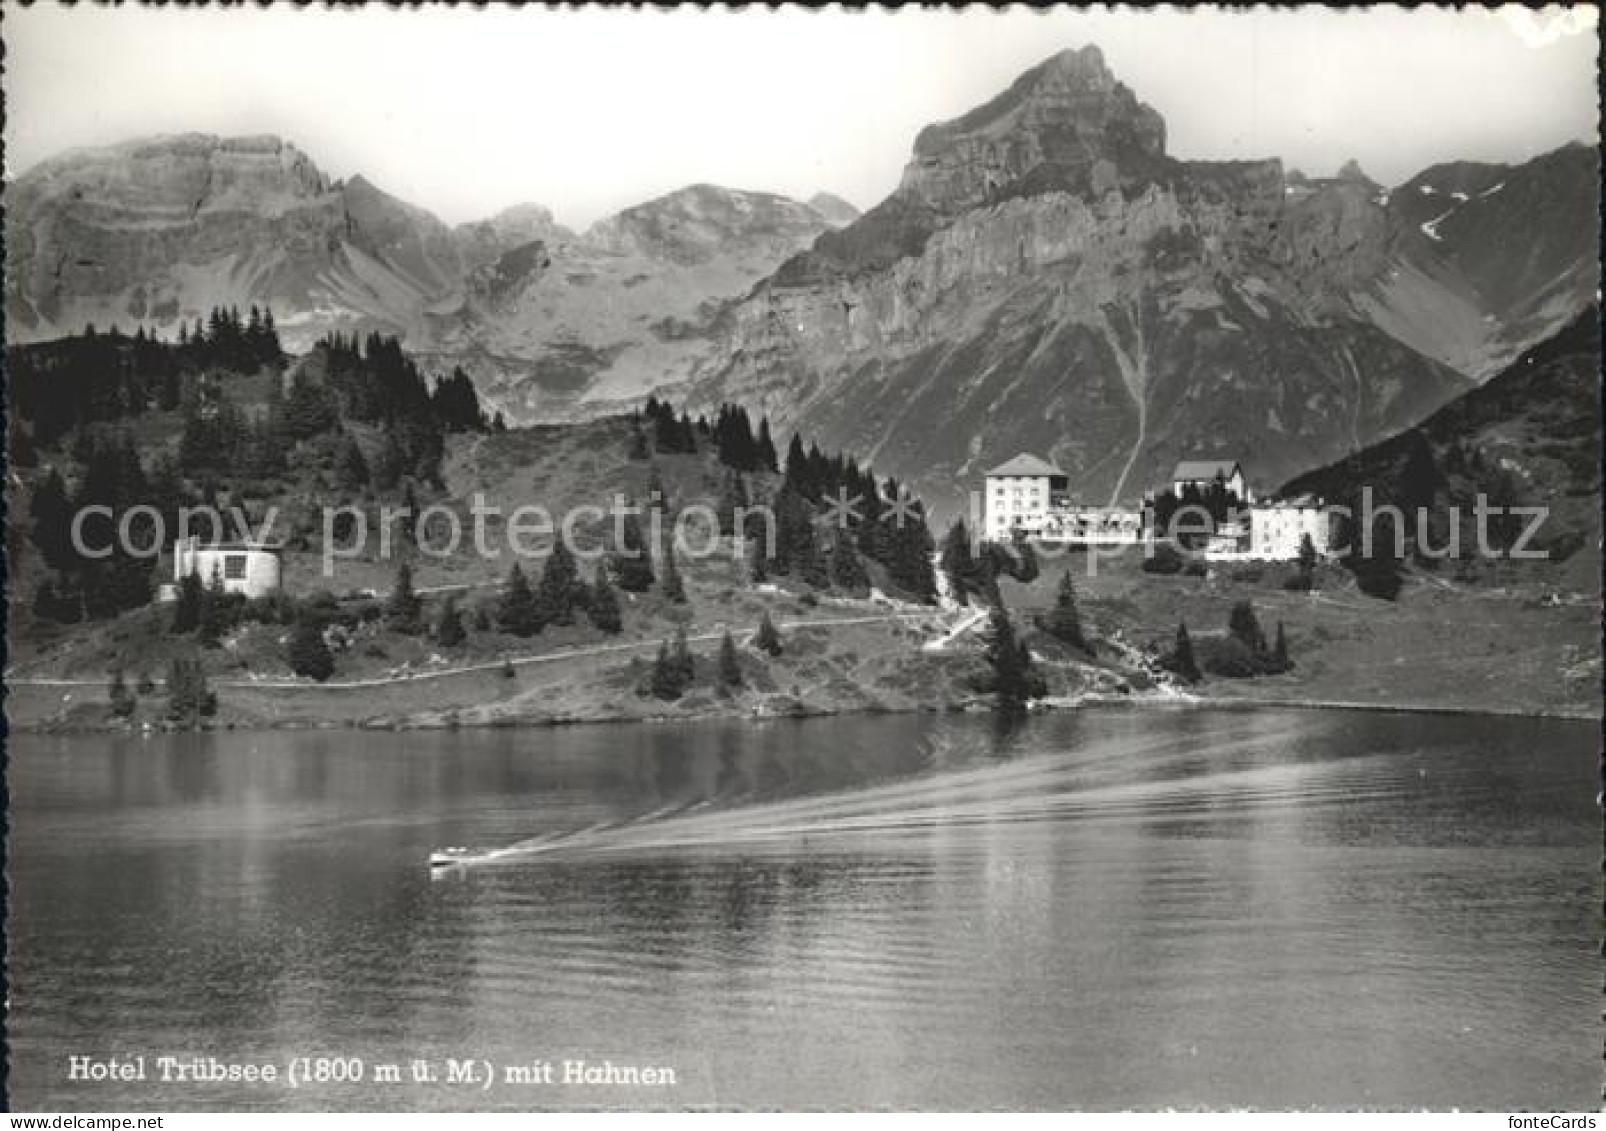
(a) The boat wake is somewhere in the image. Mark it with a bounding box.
[425,715,1395,872]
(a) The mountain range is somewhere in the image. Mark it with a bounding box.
[683,46,1598,512]
[6,46,1597,512]
[5,135,854,419]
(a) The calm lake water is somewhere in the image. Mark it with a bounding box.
[7,707,1599,1110]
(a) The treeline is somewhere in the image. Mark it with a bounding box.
[11,306,285,452]
[23,328,496,626]
[630,398,939,604]
[317,332,499,434]
[1159,600,1292,683]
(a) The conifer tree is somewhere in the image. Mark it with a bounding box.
[755,611,783,656]
[535,541,584,626]
[498,562,541,636]
[830,534,869,592]
[109,668,135,718]
[588,566,623,634]
[1038,570,1089,652]
[171,571,204,634]
[1228,599,1268,657]
[648,641,683,700]
[386,561,423,634]
[288,614,336,681]
[1171,622,1201,683]
[197,565,231,647]
[1297,532,1318,586]
[28,468,75,571]
[980,605,1045,709]
[337,433,370,490]
[757,418,778,472]
[611,511,656,593]
[660,544,687,603]
[165,656,217,726]
[717,630,743,693]
[435,596,466,647]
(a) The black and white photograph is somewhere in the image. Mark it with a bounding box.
[2,2,1601,1115]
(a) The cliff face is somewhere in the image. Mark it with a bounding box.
[686,47,1594,515]
[6,137,849,419]
[6,134,464,348]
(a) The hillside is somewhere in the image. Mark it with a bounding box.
[7,327,1157,732]
[1280,305,1601,589]
[683,46,1596,517]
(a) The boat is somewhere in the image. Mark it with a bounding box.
[429,847,481,870]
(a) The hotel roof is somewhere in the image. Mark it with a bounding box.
[985,454,1066,478]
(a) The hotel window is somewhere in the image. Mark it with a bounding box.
[223,555,248,581]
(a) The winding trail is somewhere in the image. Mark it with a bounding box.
[7,611,950,692]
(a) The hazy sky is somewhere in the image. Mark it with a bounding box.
[5,5,1598,229]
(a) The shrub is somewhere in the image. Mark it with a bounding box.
[1198,635,1261,678]
[1142,543,1185,575]
[288,616,336,681]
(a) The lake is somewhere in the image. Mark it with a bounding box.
[6,707,1598,1110]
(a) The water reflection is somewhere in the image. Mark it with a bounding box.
[8,709,1598,1110]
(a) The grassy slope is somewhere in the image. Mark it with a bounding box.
[9,407,1143,731]
[998,548,1599,717]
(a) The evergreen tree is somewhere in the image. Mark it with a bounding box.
[28,468,75,570]
[660,544,687,603]
[534,541,585,626]
[171,571,204,634]
[1228,599,1268,657]
[755,611,783,656]
[940,520,985,605]
[611,511,656,593]
[337,433,370,491]
[435,596,466,647]
[646,630,696,700]
[671,627,695,685]
[109,669,135,719]
[979,605,1045,709]
[1297,532,1318,587]
[883,495,938,604]
[165,656,217,726]
[1038,570,1089,652]
[400,481,420,548]
[648,641,684,700]
[386,561,423,633]
[717,630,743,693]
[197,565,231,647]
[628,418,650,460]
[830,534,869,592]
[288,615,336,681]
[588,566,623,634]
[757,417,779,473]
[717,470,749,538]
[1171,622,1201,683]
[498,562,541,636]
[372,431,406,491]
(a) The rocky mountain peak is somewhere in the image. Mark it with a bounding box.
[900,44,1167,213]
[17,132,333,220]
[1334,158,1379,189]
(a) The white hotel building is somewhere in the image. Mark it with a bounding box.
[982,451,1332,561]
[982,454,1070,540]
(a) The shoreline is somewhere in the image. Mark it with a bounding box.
[12,685,1598,738]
